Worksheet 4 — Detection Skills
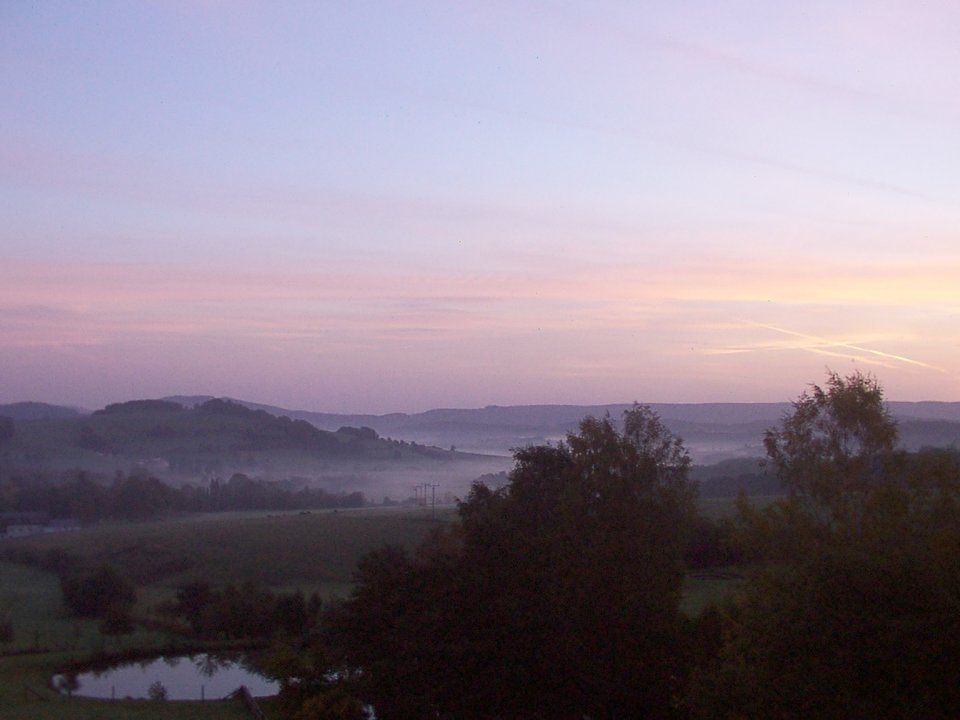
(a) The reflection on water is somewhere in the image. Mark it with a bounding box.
[52,653,277,700]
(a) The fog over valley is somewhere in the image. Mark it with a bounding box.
[3,394,960,504]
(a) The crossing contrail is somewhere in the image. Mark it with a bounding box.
[745,322,940,371]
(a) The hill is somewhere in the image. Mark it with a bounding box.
[0,402,85,421]
[0,398,508,499]
[2,395,957,496]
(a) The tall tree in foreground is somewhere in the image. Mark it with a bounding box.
[329,405,697,720]
[687,372,960,719]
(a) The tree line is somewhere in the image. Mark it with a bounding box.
[165,581,324,641]
[4,545,324,647]
[0,470,365,522]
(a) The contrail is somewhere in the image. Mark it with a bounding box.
[745,322,940,370]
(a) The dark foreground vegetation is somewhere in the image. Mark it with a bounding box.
[257,372,960,719]
[2,372,959,719]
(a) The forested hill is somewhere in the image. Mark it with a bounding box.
[3,396,958,475]
[0,398,479,484]
[0,401,84,420]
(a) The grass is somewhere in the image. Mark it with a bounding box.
[681,495,780,615]
[681,568,746,617]
[697,493,783,520]
[6,507,455,606]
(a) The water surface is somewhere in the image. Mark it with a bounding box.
[53,652,277,700]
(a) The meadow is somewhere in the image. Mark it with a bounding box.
[0,501,744,718]
[7,506,453,594]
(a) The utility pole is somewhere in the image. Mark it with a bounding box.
[426,483,440,517]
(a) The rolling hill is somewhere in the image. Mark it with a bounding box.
[2,396,958,498]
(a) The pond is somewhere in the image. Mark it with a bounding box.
[52,652,278,701]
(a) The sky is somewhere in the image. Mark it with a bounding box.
[2,1,959,413]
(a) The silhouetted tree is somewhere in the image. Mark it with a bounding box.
[763,369,897,526]
[77,425,110,452]
[331,405,698,720]
[0,416,14,442]
[686,373,960,719]
[99,602,134,641]
[264,640,365,720]
[109,472,179,518]
[170,581,320,641]
[172,581,213,636]
[61,564,135,618]
[0,615,13,643]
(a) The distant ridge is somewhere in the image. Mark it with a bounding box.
[161,395,216,409]
[157,398,960,428]
[163,397,960,463]
[0,401,86,420]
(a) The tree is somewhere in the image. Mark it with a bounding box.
[61,564,136,618]
[263,638,365,719]
[763,370,897,524]
[273,590,310,637]
[294,689,367,720]
[109,472,180,519]
[549,409,696,719]
[0,615,13,644]
[99,602,134,641]
[0,415,14,443]
[172,581,213,636]
[330,405,698,720]
[686,373,960,719]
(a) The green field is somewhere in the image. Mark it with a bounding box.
[6,506,455,598]
[696,493,781,520]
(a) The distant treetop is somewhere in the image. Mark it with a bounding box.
[94,399,185,415]
[197,398,256,416]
